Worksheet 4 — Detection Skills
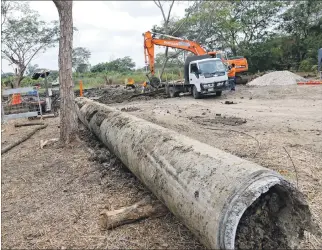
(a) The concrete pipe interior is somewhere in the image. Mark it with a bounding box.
[223,181,312,250]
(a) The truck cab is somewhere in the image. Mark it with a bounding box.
[188,57,229,99]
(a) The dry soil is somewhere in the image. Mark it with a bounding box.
[1,83,322,249]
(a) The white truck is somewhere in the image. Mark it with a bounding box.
[165,55,230,99]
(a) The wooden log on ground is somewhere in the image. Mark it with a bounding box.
[14,122,45,127]
[99,197,168,230]
[1,124,48,154]
[40,138,59,149]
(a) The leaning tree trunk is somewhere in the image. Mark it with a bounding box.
[53,0,78,145]
[13,66,24,88]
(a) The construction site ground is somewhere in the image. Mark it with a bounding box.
[2,84,322,249]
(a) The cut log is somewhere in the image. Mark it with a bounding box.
[99,197,168,230]
[1,124,48,154]
[40,138,59,149]
[14,122,45,127]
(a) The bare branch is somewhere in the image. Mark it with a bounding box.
[154,0,167,23]
[24,46,45,70]
[166,0,175,24]
[171,1,202,35]
[195,2,217,43]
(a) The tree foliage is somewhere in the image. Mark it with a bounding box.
[1,1,59,87]
[72,47,91,72]
[91,56,135,73]
[151,0,322,73]
[26,64,39,76]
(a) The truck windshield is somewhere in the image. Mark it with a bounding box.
[198,60,226,74]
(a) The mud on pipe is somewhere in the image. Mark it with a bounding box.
[75,97,316,249]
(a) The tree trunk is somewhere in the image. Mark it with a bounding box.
[160,47,169,79]
[14,66,24,88]
[53,1,78,145]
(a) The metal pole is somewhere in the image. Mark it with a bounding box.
[1,101,5,124]
[36,87,43,119]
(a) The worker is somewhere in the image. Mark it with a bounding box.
[228,63,236,91]
[142,81,150,93]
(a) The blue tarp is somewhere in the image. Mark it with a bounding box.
[27,90,38,96]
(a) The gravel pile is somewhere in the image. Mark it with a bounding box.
[248,71,307,86]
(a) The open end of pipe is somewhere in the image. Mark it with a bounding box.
[221,175,313,250]
[235,184,310,249]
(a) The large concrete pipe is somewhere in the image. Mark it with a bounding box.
[75,97,314,249]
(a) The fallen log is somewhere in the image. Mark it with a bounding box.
[14,122,45,127]
[99,197,168,230]
[40,138,59,149]
[1,124,48,154]
[75,97,316,249]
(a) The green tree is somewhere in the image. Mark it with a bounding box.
[108,56,135,72]
[279,0,322,68]
[90,56,135,73]
[90,62,108,73]
[72,47,91,72]
[76,63,89,73]
[179,1,284,55]
[1,1,59,87]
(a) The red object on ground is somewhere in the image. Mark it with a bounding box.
[11,94,22,105]
[297,80,322,85]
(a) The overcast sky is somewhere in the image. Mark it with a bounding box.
[1,1,192,73]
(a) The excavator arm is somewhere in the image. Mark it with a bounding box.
[143,31,208,75]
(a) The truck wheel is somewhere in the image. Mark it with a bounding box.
[150,76,161,88]
[216,91,222,96]
[192,86,201,99]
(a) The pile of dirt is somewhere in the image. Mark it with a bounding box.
[79,85,167,105]
[247,71,307,86]
[189,115,247,126]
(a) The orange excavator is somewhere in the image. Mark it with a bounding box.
[143,31,248,84]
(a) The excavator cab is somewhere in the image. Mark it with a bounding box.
[207,51,228,61]
[216,53,228,61]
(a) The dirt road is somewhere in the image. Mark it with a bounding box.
[111,84,322,248]
[2,84,321,249]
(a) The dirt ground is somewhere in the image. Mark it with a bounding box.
[2,84,322,249]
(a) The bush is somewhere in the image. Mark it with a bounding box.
[311,65,318,73]
[20,77,40,87]
[299,59,315,72]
